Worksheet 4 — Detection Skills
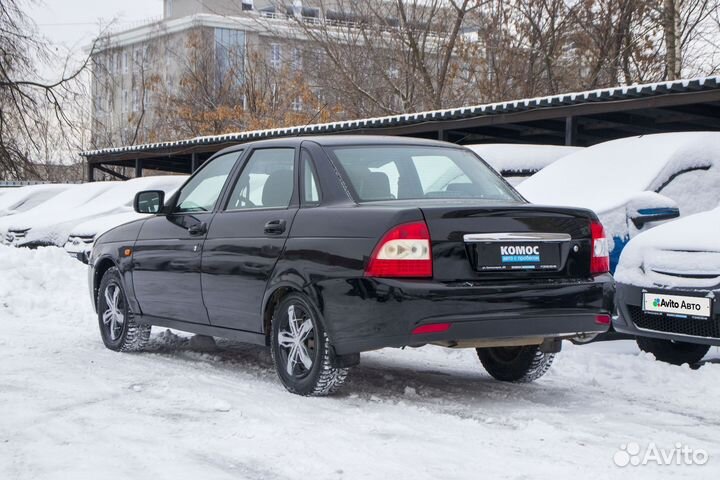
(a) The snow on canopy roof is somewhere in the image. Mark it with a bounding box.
[466,144,583,173]
[517,132,720,214]
[81,76,720,157]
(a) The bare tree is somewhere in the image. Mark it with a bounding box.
[0,0,93,180]
[150,31,329,138]
[260,0,486,117]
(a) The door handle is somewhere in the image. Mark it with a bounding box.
[264,219,286,235]
[188,222,207,236]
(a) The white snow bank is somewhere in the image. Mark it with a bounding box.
[466,144,582,173]
[616,206,720,288]
[0,245,89,321]
[1,245,720,479]
[518,132,720,214]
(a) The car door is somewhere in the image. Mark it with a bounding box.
[202,147,298,332]
[132,150,242,324]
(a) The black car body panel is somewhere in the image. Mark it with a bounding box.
[89,136,614,356]
[614,282,720,346]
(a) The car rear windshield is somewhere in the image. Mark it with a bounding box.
[328,145,522,203]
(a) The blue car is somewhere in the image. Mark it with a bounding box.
[518,132,720,272]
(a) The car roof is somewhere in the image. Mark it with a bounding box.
[213,135,463,156]
[518,131,720,213]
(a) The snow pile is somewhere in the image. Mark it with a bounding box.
[518,132,720,240]
[1,246,720,479]
[466,144,582,173]
[616,206,720,288]
[0,245,90,322]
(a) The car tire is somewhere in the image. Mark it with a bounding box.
[97,267,151,352]
[270,293,349,396]
[636,336,710,365]
[477,345,555,383]
[570,333,600,345]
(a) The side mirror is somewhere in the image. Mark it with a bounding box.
[134,190,165,214]
[627,192,679,229]
[631,207,680,228]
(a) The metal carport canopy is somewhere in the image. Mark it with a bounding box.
[81,76,720,180]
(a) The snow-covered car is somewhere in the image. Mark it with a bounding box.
[518,132,720,272]
[2,182,119,247]
[5,176,188,249]
[64,176,187,262]
[466,144,583,186]
[0,184,70,218]
[65,212,142,263]
[614,206,720,365]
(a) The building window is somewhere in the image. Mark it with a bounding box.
[133,48,142,71]
[241,0,253,10]
[270,44,281,69]
[132,89,140,112]
[122,90,129,113]
[94,91,103,115]
[122,51,128,74]
[215,28,246,86]
[291,47,301,71]
[165,0,173,17]
[291,96,303,112]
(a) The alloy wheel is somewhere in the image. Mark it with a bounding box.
[277,304,317,378]
[102,283,125,341]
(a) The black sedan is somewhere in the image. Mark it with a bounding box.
[89,136,614,395]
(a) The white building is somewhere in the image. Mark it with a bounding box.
[90,0,349,148]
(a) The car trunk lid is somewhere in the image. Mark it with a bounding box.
[419,204,595,281]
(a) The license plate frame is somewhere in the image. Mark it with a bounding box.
[471,242,562,272]
[642,292,713,319]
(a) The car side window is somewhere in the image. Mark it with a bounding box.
[226,148,295,210]
[175,151,241,213]
[657,167,719,217]
[301,149,321,205]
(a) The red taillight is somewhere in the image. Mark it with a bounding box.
[590,221,610,275]
[412,323,451,335]
[365,221,432,278]
[595,314,611,325]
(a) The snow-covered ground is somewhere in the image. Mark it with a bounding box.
[1,246,719,479]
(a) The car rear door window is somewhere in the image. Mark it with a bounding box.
[175,151,242,213]
[226,148,295,210]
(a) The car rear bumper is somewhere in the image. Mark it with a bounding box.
[319,273,615,355]
[614,282,720,346]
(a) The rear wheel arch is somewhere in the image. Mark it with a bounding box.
[262,282,324,336]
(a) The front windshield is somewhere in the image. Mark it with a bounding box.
[328,145,523,203]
